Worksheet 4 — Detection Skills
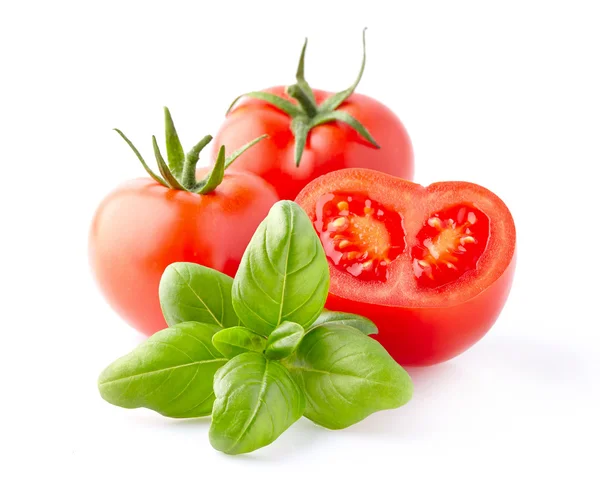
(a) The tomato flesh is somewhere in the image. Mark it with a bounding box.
[412,204,489,289]
[295,168,516,366]
[315,192,406,282]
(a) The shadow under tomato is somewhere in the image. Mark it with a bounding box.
[340,331,590,439]
[474,336,586,382]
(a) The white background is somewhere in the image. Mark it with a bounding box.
[2,0,599,492]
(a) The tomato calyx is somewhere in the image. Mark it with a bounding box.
[226,29,380,167]
[115,107,267,194]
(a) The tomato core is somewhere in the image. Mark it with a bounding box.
[412,204,489,289]
[314,192,406,281]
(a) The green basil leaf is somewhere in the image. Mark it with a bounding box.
[210,352,305,455]
[284,323,412,429]
[212,326,266,359]
[98,322,227,418]
[311,310,378,335]
[232,201,329,336]
[265,321,304,360]
[159,262,239,328]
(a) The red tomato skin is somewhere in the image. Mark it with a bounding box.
[213,87,414,199]
[89,172,278,336]
[326,254,516,366]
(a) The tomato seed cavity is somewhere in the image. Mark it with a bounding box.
[412,204,489,289]
[315,193,406,282]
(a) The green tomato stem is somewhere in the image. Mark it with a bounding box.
[181,135,213,190]
[286,84,318,118]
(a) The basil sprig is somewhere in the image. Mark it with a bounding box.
[98,201,413,455]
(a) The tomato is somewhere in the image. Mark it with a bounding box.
[212,31,413,200]
[89,109,278,336]
[295,169,516,366]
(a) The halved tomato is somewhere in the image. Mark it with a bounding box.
[295,169,516,366]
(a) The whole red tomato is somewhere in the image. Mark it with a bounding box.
[213,30,413,200]
[89,109,278,336]
[296,168,516,366]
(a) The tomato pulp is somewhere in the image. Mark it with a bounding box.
[89,172,278,336]
[296,169,516,365]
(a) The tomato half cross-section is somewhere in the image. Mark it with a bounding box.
[295,169,516,366]
[212,30,413,200]
[89,108,278,336]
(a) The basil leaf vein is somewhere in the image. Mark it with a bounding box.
[310,310,379,335]
[98,322,227,418]
[284,323,413,429]
[159,262,239,328]
[209,352,305,455]
[212,326,267,359]
[265,321,304,360]
[232,201,329,336]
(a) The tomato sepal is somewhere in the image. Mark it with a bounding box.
[310,110,379,148]
[152,135,185,189]
[226,91,301,117]
[113,128,168,187]
[163,107,186,180]
[317,28,367,113]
